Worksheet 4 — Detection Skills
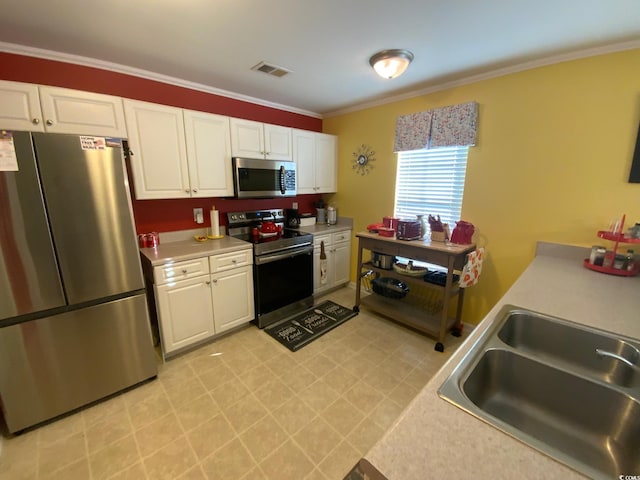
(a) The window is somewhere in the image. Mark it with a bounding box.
[394,146,469,227]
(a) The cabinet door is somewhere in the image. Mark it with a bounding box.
[39,86,127,137]
[155,276,215,354]
[264,124,292,160]
[315,133,337,193]
[211,265,254,333]
[293,129,316,194]
[332,241,351,286]
[0,81,44,132]
[124,100,190,199]
[230,118,264,158]
[184,110,233,197]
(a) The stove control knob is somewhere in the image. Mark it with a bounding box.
[230,215,237,221]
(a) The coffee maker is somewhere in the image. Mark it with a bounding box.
[285,209,300,228]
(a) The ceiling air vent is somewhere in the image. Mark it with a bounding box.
[251,62,291,78]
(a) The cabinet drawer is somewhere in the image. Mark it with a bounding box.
[153,257,210,285]
[332,230,351,244]
[210,249,252,273]
[314,234,332,248]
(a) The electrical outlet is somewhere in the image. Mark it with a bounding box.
[292,202,298,209]
[193,208,204,224]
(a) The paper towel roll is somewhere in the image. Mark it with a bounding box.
[210,208,220,237]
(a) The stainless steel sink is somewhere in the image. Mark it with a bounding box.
[438,305,640,479]
[498,311,640,388]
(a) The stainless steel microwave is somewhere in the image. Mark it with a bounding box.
[233,157,297,198]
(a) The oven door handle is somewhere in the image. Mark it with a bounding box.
[255,244,313,265]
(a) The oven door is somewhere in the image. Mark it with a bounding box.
[254,245,313,327]
[233,157,296,198]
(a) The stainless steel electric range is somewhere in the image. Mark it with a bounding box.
[227,209,314,328]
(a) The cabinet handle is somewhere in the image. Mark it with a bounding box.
[192,188,198,193]
[232,259,237,263]
[205,280,211,285]
[127,150,135,156]
[185,189,190,193]
[212,279,218,284]
[46,119,54,126]
[32,118,40,125]
[182,269,187,274]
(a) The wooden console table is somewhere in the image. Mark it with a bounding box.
[354,231,476,351]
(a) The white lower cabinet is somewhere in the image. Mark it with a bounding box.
[211,265,254,333]
[156,275,215,353]
[313,230,352,295]
[153,249,254,356]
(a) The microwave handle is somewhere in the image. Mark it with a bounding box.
[279,165,286,194]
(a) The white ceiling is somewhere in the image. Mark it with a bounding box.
[1,0,639,117]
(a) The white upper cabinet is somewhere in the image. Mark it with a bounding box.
[124,99,190,199]
[183,110,234,197]
[39,86,127,137]
[125,101,235,199]
[293,129,337,194]
[0,80,126,137]
[230,118,292,160]
[0,81,44,131]
[293,129,316,194]
[264,123,293,160]
[315,133,338,193]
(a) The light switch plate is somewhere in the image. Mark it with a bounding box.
[292,202,298,209]
[194,208,204,224]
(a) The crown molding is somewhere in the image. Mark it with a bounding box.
[3,39,638,121]
[0,42,323,119]
[324,39,640,118]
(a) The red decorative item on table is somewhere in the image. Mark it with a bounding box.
[450,221,475,245]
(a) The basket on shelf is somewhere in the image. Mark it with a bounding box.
[372,277,409,299]
[393,261,429,277]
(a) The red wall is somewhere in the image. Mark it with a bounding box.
[0,52,325,233]
[133,195,323,233]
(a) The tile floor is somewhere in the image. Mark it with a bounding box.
[0,287,465,480]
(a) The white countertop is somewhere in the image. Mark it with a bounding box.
[140,235,252,266]
[364,241,640,479]
[297,218,353,236]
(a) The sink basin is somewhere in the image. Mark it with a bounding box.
[438,305,640,479]
[498,311,640,388]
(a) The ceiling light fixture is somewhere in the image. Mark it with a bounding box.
[369,49,414,79]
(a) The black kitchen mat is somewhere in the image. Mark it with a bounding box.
[265,300,358,352]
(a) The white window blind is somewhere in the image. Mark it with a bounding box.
[394,146,469,227]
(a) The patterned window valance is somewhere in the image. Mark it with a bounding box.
[394,101,478,152]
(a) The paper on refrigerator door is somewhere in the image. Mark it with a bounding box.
[0,131,18,171]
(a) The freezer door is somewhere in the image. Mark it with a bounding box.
[33,133,144,304]
[0,293,157,433]
[0,133,66,321]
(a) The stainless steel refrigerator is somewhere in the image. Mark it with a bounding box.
[0,132,157,433]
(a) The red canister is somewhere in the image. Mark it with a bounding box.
[383,216,399,231]
[138,232,159,248]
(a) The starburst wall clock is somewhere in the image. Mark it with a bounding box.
[352,144,376,175]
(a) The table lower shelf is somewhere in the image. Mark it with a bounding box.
[359,293,458,343]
